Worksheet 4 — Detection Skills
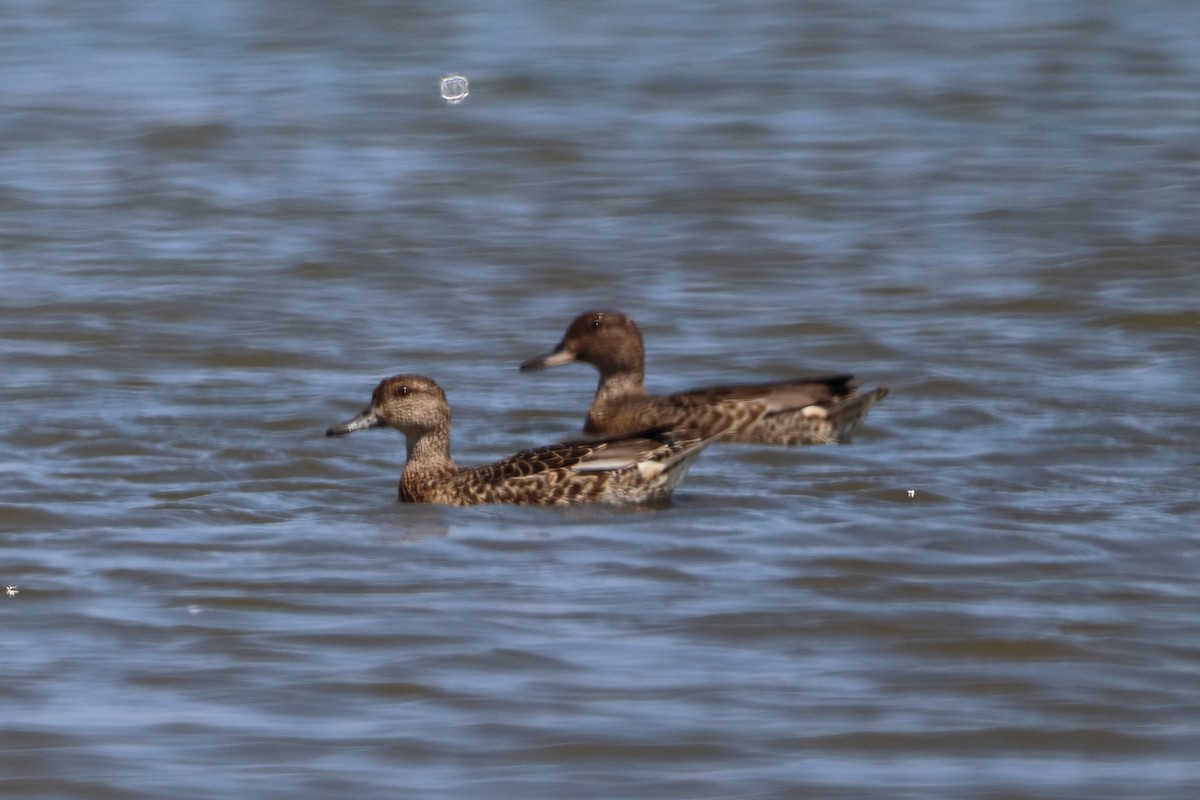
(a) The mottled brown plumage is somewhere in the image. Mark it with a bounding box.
[326,374,711,506]
[520,309,888,444]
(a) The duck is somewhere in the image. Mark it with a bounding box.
[326,374,712,506]
[520,309,888,445]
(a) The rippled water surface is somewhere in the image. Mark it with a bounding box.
[3,1,1199,798]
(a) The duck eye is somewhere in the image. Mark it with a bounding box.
[590,314,604,329]
[393,385,409,398]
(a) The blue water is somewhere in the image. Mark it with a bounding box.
[2,1,1199,798]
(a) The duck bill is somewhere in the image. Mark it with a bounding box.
[520,343,577,372]
[326,407,385,436]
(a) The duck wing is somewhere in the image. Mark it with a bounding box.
[666,374,857,413]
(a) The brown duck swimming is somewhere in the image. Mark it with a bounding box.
[520,309,889,445]
[326,374,712,506]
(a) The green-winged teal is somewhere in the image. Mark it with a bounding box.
[327,374,712,506]
[520,309,888,445]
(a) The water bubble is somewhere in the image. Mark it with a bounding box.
[440,75,469,105]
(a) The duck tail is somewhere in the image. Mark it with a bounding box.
[828,385,890,442]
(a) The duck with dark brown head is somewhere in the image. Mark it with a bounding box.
[521,309,888,445]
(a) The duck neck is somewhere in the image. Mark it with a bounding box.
[595,367,646,404]
[586,369,647,433]
[400,429,457,502]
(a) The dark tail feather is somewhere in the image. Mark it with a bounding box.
[829,385,889,441]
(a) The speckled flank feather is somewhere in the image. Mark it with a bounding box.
[520,309,889,444]
[327,374,710,507]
